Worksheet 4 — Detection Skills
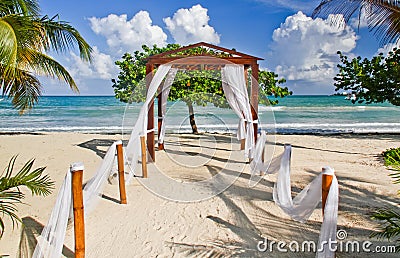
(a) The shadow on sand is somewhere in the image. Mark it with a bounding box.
[17,217,74,258]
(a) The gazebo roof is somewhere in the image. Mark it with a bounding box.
[146,42,263,66]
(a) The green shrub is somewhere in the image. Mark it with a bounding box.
[383,147,400,167]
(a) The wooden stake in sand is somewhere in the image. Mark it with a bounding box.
[321,167,333,217]
[116,140,127,204]
[140,135,148,178]
[71,162,85,258]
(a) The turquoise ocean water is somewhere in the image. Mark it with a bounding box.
[0,95,399,134]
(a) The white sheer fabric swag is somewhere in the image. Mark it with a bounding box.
[125,64,172,178]
[33,171,72,258]
[251,133,339,258]
[158,68,178,144]
[221,64,255,158]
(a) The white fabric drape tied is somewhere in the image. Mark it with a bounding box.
[158,68,178,144]
[125,64,172,177]
[251,133,338,258]
[221,64,255,158]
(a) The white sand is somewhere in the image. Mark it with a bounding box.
[0,132,399,257]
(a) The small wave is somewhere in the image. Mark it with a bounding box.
[2,122,400,135]
[263,106,399,112]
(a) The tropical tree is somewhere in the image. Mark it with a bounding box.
[0,156,54,238]
[0,0,92,113]
[334,48,400,105]
[112,44,291,133]
[313,0,400,45]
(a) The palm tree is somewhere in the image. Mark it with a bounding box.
[0,156,54,238]
[0,0,92,113]
[313,0,400,45]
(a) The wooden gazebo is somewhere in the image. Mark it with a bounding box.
[145,42,263,161]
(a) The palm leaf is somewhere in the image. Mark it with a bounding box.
[5,69,41,113]
[313,0,400,45]
[20,49,78,92]
[0,13,43,82]
[370,207,400,252]
[0,0,92,113]
[0,0,40,16]
[0,17,18,77]
[39,16,92,62]
[0,156,54,238]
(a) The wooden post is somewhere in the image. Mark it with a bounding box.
[116,140,127,204]
[240,138,245,150]
[70,162,85,258]
[146,63,156,162]
[250,63,259,143]
[322,167,333,216]
[140,135,148,178]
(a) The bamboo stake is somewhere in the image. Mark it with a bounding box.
[322,167,333,217]
[240,139,245,150]
[116,140,127,204]
[70,162,85,258]
[140,135,148,178]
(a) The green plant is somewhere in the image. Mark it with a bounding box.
[370,148,400,252]
[0,156,54,238]
[0,0,92,113]
[371,207,400,252]
[383,147,400,166]
[334,48,400,106]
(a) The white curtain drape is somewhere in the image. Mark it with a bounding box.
[273,145,323,222]
[221,64,255,157]
[158,68,178,144]
[33,171,72,258]
[221,71,246,140]
[251,133,339,258]
[125,64,172,177]
[317,167,338,258]
[83,142,117,213]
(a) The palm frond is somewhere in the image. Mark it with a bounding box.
[0,0,40,16]
[0,155,53,195]
[370,207,400,252]
[21,49,78,92]
[313,0,400,45]
[364,1,400,45]
[0,13,43,82]
[0,0,92,113]
[313,0,363,21]
[6,69,41,113]
[0,155,54,238]
[39,16,92,62]
[0,18,18,77]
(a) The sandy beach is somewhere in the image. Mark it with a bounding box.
[0,132,399,257]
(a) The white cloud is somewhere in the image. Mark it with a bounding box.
[163,4,220,45]
[89,11,167,55]
[69,46,118,80]
[375,41,400,56]
[268,11,358,91]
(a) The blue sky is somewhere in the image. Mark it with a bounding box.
[39,0,395,96]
